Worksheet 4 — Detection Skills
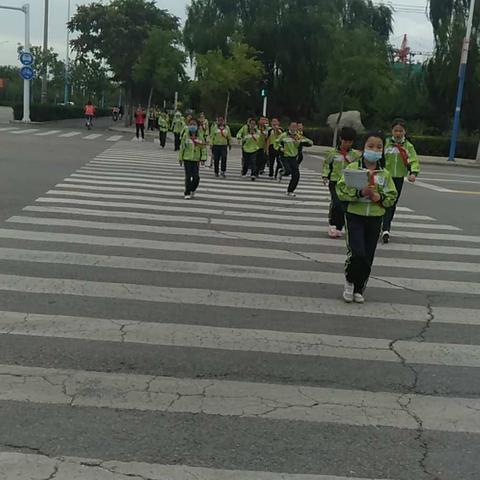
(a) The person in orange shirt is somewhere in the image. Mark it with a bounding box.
[84,100,96,128]
[134,105,146,141]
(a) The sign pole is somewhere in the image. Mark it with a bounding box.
[22,4,31,122]
[262,96,268,117]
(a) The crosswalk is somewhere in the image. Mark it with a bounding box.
[1,141,479,479]
[0,126,157,143]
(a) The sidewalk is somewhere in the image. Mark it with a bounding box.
[109,125,480,168]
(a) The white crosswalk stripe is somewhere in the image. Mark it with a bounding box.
[34,129,61,136]
[83,133,103,140]
[58,131,81,137]
[0,140,478,479]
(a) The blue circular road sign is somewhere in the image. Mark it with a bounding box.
[20,66,35,81]
[19,51,34,66]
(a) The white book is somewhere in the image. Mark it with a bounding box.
[343,169,370,189]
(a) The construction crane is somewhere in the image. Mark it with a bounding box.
[394,34,432,64]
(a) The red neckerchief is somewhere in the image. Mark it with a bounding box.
[394,140,410,167]
[339,149,350,162]
[219,126,226,138]
[250,129,258,142]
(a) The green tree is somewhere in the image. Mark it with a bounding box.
[68,0,180,121]
[195,42,264,120]
[427,0,480,132]
[323,27,395,142]
[133,28,186,108]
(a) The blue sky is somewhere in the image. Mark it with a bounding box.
[0,0,433,66]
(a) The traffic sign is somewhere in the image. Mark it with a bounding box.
[20,66,35,81]
[19,51,34,66]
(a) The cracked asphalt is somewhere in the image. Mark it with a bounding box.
[0,130,479,479]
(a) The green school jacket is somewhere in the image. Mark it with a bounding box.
[322,148,361,182]
[275,132,313,158]
[267,128,284,151]
[384,137,420,178]
[336,160,398,217]
[158,113,169,132]
[236,125,261,153]
[171,115,185,134]
[179,133,203,162]
[210,124,232,146]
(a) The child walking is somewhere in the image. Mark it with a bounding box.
[179,119,206,200]
[382,118,420,243]
[210,116,232,178]
[336,131,398,303]
[322,127,360,238]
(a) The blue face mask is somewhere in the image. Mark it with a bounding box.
[363,150,382,163]
[189,126,198,134]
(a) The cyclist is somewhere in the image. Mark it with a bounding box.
[84,100,96,129]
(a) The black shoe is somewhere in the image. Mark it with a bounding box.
[251,176,256,181]
[382,231,390,244]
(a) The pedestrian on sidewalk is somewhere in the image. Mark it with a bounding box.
[266,118,283,179]
[134,105,146,141]
[210,116,232,178]
[179,118,206,200]
[158,110,169,148]
[237,118,261,180]
[382,118,420,244]
[336,131,398,304]
[275,122,313,196]
[322,127,360,238]
[171,111,185,151]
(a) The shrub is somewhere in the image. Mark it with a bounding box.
[409,135,479,159]
[12,104,111,122]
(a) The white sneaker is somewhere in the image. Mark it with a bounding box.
[382,231,390,244]
[286,192,296,197]
[184,195,191,200]
[343,281,354,303]
[328,225,337,238]
[354,293,365,304]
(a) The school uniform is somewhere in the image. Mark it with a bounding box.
[210,124,232,176]
[383,137,420,233]
[322,147,361,232]
[236,125,261,178]
[171,114,185,151]
[267,128,283,178]
[275,131,313,193]
[158,113,169,148]
[179,132,203,197]
[336,159,398,294]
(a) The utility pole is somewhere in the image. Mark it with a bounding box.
[0,4,31,122]
[40,0,49,104]
[448,0,476,161]
[64,0,71,105]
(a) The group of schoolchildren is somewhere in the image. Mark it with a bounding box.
[168,111,420,305]
[175,113,314,199]
[323,119,420,304]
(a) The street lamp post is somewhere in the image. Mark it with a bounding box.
[448,0,476,161]
[0,3,31,122]
[64,0,71,105]
[41,0,49,104]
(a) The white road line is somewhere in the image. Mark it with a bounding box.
[0,452,392,480]
[106,135,123,141]
[1,363,480,433]
[10,218,480,275]
[76,169,329,193]
[67,174,330,200]
[58,131,81,138]
[0,127,19,132]
[34,130,61,136]
[13,213,480,258]
[0,271,430,321]
[0,243,479,296]
[11,128,40,134]
[414,180,454,193]
[2,310,480,367]
[419,177,480,185]
[83,133,103,140]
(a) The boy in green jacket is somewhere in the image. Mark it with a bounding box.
[275,122,313,196]
[210,116,232,178]
[382,118,420,243]
[322,127,360,238]
[237,118,261,180]
[171,111,185,151]
[336,131,398,304]
[158,111,169,148]
[179,118,206,199]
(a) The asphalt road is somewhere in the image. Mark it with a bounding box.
[0,124,479,480]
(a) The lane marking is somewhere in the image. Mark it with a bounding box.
[34,130,61,136]
[58,131,81,138]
